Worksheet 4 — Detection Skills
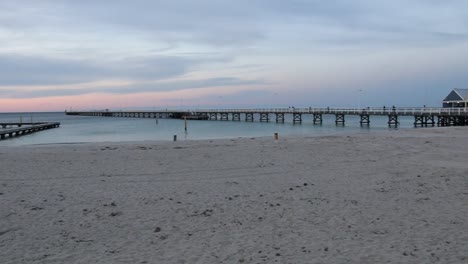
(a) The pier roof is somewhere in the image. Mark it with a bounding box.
[444,89,468,102]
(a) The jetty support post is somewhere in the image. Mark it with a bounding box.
[232,113,240,121]
[414,115,424,127]
[437,116,447,127]
[260,113,269,122]
[313,113,322,124]
[388,114,399,127]
[359,114,370,126]
[424,115,435,127]
[209,113,218,120]
[245,112,254,122]
[220,113,229,121]
[335,113,345,125]
[448,116,455,126]
[293,113,302,124]
[275,113,285,123]
[454,116,465,126]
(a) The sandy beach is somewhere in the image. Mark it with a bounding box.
[0,127,467,264]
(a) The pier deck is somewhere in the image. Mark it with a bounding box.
[65,107,468,127]
[0,122,61,140]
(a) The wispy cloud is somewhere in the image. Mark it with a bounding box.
[0,77,266,98]
[0,54,230,85]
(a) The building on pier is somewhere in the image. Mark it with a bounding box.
[443,89,468,108]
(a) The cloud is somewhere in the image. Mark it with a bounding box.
[2,1,467,51]
[2,1,468,57]
[0,54,221,85]
[0,77,266,98]
[0,0,266,48]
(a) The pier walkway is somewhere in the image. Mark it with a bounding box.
[0,122,60,140]
[66,107,468,127]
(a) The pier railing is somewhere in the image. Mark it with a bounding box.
[70,107,468,116]
[163,107,468,116]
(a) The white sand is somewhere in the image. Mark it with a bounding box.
[1,127,467,263]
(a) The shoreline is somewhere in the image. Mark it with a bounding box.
[1,126,467,263]
[0,125,461,148]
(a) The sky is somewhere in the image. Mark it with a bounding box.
[0,0,467,112]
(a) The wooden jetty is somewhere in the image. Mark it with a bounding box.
[0,122,60,140]
[65,107,468,127]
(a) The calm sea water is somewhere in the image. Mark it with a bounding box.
[0,112,417,146]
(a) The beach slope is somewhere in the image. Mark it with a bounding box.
[1,128,467,263]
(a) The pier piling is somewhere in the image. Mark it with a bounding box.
[359,114,370,125]
[260,113,270,122]
[275,113,285,123]
[313,113,322,124]
[232,113,241,121]
[209,113,218,120]
[293,113,302,124]
[245,113,254,122]
[388,114,399,127]
[335,114,345,125]
[220,113,229,121]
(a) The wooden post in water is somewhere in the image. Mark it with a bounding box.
[184,116,187,131]
[173,135,177,141]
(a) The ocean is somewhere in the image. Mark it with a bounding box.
[0,112,418,146]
